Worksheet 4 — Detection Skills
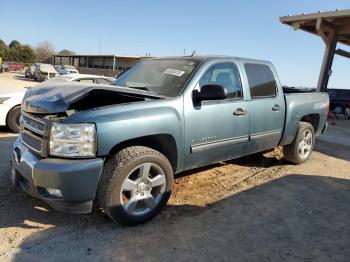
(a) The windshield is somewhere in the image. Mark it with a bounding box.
[112,59,200,97]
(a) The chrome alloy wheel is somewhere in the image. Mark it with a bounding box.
[298,129,313,160]
[120,163,166,216]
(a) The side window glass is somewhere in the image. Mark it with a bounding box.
[199,63,243,99]
[244,63,277,98]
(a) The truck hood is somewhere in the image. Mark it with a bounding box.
[22,82,164,114]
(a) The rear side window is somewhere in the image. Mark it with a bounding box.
[244,63,277,98]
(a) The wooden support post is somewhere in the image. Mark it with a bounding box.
[316,22,337,92]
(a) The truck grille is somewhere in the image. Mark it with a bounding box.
[22,114,46,135]
[21,131,42,153]
[20,113,50,156]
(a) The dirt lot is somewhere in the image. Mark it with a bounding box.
[0,73,349,261]
[0,72,38,93]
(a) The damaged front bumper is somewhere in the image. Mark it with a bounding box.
[11,136,104,213]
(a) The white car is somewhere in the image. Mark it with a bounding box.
[0,92,25,133]
[0,74,115,133]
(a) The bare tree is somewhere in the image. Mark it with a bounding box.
[35,41,55,62]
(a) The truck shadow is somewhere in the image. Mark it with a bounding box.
[0,133,343,231]
[177,150,287,180]
[8,174,350,261]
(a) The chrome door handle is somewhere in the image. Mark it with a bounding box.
[272,104,281,111]
[233,108,248,116]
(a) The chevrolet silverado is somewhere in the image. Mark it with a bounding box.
[11,56,329,225]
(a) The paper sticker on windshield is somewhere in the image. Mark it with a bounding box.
[163,68,185,77]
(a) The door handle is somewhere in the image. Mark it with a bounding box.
[233,108,248,116]
[272,104,281,111]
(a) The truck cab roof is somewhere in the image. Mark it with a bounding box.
[148,55,272,65]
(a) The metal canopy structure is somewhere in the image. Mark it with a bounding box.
[280,9,350,92]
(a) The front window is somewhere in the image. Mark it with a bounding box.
[199,62,243,99]
[112,59,200,97]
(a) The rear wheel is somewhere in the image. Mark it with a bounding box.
[283,122,314,164]
[7,106,21,133]
[98,146,173,226]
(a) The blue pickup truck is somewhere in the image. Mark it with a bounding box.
[12,56,329,225]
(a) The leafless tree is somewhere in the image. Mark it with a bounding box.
[35,41,55,62]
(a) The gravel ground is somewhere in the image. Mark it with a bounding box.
[0,72,38,93]
[0,73,349,261]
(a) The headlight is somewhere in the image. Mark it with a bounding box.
[0,97,10,104]
[50,123,96,158]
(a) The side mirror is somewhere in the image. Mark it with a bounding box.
[193,84,228,103]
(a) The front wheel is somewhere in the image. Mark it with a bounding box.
[7,106,21,133]
[283,122,315,164]
[98,146,174,226]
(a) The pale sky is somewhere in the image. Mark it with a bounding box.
[1,0,349,89]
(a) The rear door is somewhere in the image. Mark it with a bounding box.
[243,63,285,153]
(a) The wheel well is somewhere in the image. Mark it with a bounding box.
[300,114,320,132]
[107,134,178,172]
[6,104,21,126]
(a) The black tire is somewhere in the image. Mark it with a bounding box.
[283,122,315,164]
[98,146,174,226]
[38,74,44,82]
[7,106,21,133]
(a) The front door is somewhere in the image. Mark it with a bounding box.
[184,62,250,170]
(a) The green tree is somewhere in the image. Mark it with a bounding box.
[0,38,7,57]
[9,40,21,49]
[4,47,18,62]
[18,45,35,63]
[3,48,13,61]
[2,44,35,63]
[0,38,7,50]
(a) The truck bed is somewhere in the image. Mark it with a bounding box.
[280,92,329,146]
